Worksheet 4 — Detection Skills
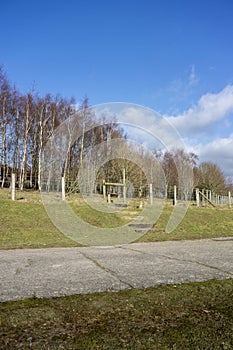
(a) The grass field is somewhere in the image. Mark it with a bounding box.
[0,189,80,249]
[138,204,233,242]
[0,189,233,249]
[0,279,232,349]
[1,189,233,349]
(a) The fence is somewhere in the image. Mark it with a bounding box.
[8,173,233,209]
[194,188,232,208]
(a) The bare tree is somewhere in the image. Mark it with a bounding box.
[197,162,226,194]
[162,149,196,199]
[10,86,21,179]
[162,151,178,197]
[0,66,11,187]
[19,93,35,190]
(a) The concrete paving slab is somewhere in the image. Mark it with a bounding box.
[0,248,127,301]
[0,238,232,302]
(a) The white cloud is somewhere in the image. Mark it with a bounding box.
[166,85,233,135]
[161,85,233,176]
[120,105,187,150]
[93,98,233,176]
[189,65,199,86]
[194,134,233,177]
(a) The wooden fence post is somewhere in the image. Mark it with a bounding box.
[123,168,126,203]
[196,188,200,207]
[229,191,231,208]
[173,185,177,206]
[103,180,106,199]
[201,189,205,205]
[61,177,65,201]
[11,173,16,201]
[209,190,212,202]
[149,183,153,205]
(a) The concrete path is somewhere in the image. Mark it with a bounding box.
[0,238,233,302]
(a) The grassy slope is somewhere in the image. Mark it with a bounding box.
[1,191,232,348]
[0,279,232,349]
[137,204,233,242]
[1,189,233,249]
[0,190,79,249]
[0,190,129,249]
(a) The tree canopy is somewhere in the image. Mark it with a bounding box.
[0,65,231,196]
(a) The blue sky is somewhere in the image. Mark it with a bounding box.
[1,0,233,176]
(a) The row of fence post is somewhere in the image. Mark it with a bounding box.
[8,174,233,209]
[195,188,232,208]
[10,174,66,202]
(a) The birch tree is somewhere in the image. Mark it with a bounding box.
[19,93,34,190]
[0,66,11,187]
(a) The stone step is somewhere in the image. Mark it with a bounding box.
[128,223,152,229]
[128,222,153,233]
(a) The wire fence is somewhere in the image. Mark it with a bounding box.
[4,172,233,209]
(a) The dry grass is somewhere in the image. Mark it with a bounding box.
[1,189,233,249]
[0,279,232,349]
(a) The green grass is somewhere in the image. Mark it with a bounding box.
[1,189,233,249]
[0,279,232,349]
[0,190,129,249]
[1,191,232,348]
[0,189,79,249]
[68,196,129,228]
[137,204,233,242]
